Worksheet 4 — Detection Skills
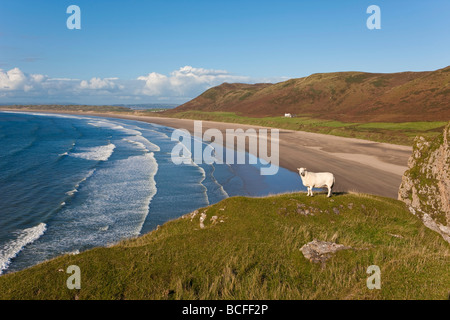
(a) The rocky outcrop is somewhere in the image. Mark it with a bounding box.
[300,240,351,265]
[398,122,450,243]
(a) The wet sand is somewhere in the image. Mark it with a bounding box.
[0,110,412,198]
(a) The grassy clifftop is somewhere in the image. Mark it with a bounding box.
[0,193,448,300]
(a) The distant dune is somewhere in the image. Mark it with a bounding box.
[169,66,450,122]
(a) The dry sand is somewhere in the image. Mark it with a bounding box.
[1,110,413,199]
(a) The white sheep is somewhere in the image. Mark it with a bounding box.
[297,167,335,197]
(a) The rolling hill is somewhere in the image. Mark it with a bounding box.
[168,66,450,122]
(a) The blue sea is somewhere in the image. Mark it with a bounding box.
[0,111,305,275]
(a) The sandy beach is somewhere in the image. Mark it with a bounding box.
[0,109,412,198]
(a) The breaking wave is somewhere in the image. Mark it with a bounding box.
[69,143,116,161]
[0,223,47,275]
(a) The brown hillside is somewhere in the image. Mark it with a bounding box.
[169,66,450,122]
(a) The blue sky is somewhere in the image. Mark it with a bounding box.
[1,0,449,104]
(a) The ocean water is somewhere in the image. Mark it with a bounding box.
[0,111,305,275]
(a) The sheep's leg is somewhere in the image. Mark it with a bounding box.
[306,187,311,196]
[327,186,332,197]
[309,187,314,197]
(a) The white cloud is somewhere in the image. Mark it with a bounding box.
[48,78,81,81]
[0,68,31,91]
[0,66,287,104]
[137,72,169,96]
[79,77,122,90]
[30,73,46,83]
[0,68,57,94]
[137,66,250,97]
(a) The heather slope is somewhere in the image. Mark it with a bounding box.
[169,66,450,122]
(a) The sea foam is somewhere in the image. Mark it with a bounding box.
[25,148,159,262]
[70,143,116,161]
[65,169,96,196]
[0,223,47,275]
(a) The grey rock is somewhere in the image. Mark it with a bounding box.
[398,122,450,243]
[297,208,314,216]
[300,240,351,265]
[199,212,207,229]
[189,210,199,221]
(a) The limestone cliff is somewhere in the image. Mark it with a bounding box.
[398,122,450,243]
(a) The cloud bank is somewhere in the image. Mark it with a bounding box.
[0,66,283,104]
[137,66,250,97]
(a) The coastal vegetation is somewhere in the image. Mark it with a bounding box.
[167,67,450,123]
[159,66,449,145]
[0,192,448,300]
[163,110,446,146]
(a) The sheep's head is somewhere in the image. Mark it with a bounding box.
[297,167,306,177]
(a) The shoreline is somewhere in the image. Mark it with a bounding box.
[0,112,304,275]
[0,108,412,198]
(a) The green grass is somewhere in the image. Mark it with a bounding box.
[357,122,447,131]
[372,79,389,87]
[1,193,448,300]
[165,111,446,146]
[345,74,372,84]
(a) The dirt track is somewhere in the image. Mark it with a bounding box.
[1,110,413,199]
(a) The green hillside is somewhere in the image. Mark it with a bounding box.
[0,193,448,300]
[168,66,450,122]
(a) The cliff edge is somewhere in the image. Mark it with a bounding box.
[398,122,450,243]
